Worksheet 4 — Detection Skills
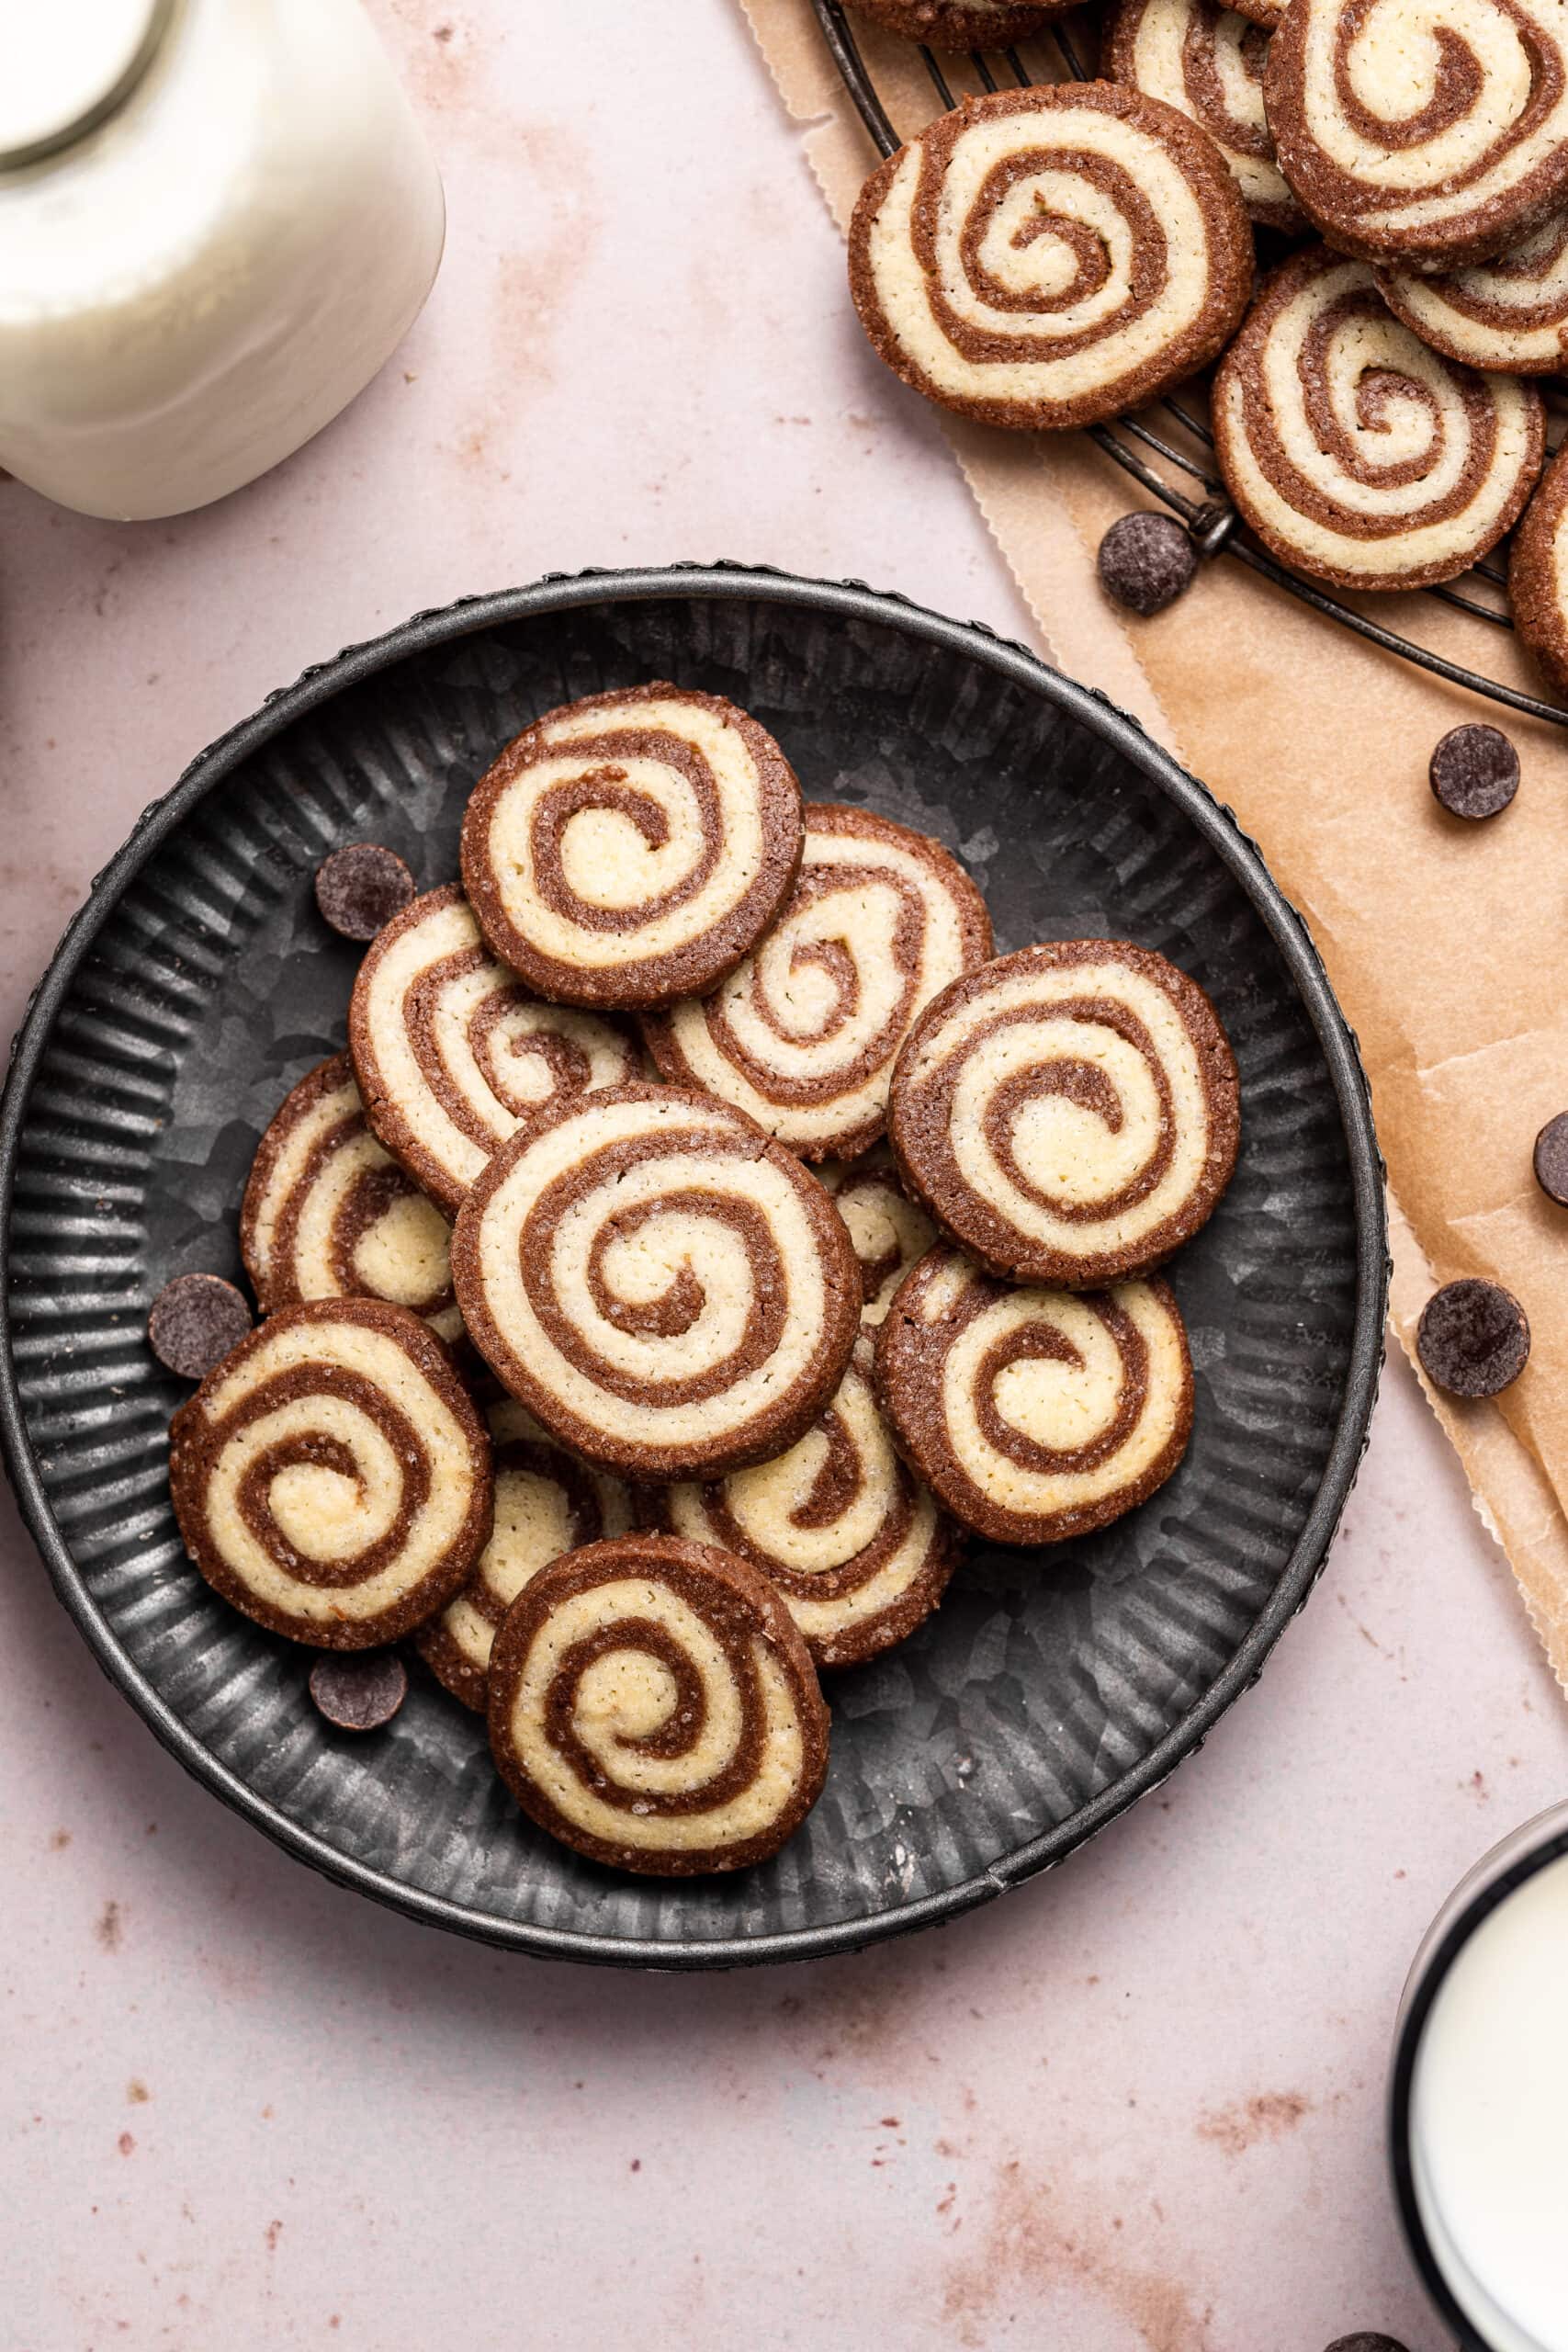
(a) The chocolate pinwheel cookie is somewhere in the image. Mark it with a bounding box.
[889,940,1239,1287]
[1103,0,1303,232]
[168,1299,492,1648]
[819,1147,938,1327]
[1213,246,1545,593]
[1264,0,1568,266]
[1378,209,1568,374]
[1510,446,1568,695]
[875,1246,1193,1544]
[451,1084,862,1479]
[657,1354,961,1668]
[642,805,991,1160]
[847,0,1068,47]
[241,1055,461,1346]
[460,684,804,1011]
[847,83,1252,432]
[486,1532,829,1875]
[416,1396,635,1711]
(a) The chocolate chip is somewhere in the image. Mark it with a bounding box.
[1428,724,1518,820]
[1324,2338,1411,2352]
[1535,1112,1568,1204]
[314,843,416,941]
[1416,1279,1530,1398]
[147,1273,252,1380]
[309,1651,408,1731]
[1098,512,1198,616]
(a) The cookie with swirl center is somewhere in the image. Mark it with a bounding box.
[241,1055,461,1346]
[1509,443,1568,695]
[1378,207,1568,374]
[487,1532,829,1876]
[889,940,1239,1287]
[875,1246,1193,1544]
[1213,245,1545,592]
[1103,0,1304,232]
[819,1147,938,1327]
[349,885,639,1215]
[451,1083,862,1479]
[416,1396,635,1710]
[657,1354,961,1668]
[1264,0,1568,266]
[169,1298,493,1648]
[460,684,804,1011]
[846,0,1073,49]
[642,805,992,1161]
[847,82,1253,433]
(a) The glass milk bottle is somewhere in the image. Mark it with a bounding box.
[0,0,445,519]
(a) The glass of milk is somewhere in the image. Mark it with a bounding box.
[0,0,445,520]
[1391,1802,1568,2352]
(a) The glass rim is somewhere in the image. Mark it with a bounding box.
[0,0,177,173]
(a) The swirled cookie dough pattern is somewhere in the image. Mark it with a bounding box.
[889,940,1239,1286]
[1263,0,1568,266]
[349,885,638,1214]
[819,1148,939,1326]
[461,684,804,1010]
[846,83,1253,432]
[658,1356,961,1668]
[1509,443,1568,693]
[168,1299,493,1647]
[451,1085,862,1479]
[1213,246,1545,592]
[1378,207,1568,371]
[1104,0,1305,230]
[847,0,1072,48]
[417,1396,635,1710]
[487,1533,830,1875]
[241,1055,461,1345]
[874,1246,1193,1544]
[643,806,992,1160]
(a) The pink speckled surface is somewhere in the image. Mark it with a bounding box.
[5,5,1567,2346]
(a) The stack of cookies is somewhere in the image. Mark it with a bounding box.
[844,0,1568,695]
[166,681,1239,1877]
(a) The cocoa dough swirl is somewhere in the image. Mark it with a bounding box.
[168,1299,493,1648]
[643,806,992,1160]
[1264,0,1568,265]
[460,684,805,1010]
[451,1084,862,1479]
[1378,203,1568,370]
[818,1147,939,1327]
[846,82,1253,433]
[1509,441,1568,694]
[417,1396,635,1710]
[349,885,638,1214]
[486,1533,830,1875]
[658,1354,962,1668]
[889,940,1240,1287]
[847,0,1076,51]
[241,1055,461,1345]
[1103,0,1305,230]
[874,1246,1193,1545]
[1213,245,1545,592]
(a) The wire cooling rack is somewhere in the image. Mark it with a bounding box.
[811,0,1568,730]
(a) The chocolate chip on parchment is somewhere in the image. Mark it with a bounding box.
[314,843,416,941]
[1323,2337,1411,2352]
[1428,724,1518,820]
[1416,1279,1530,1398]
[1533,1113,1568,1206]
[1098,513,1197,616]
[309,1652,408,1732]
[147,1273,252,1380]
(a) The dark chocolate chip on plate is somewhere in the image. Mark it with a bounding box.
[309,1651,409,1732]
[1428,724,1518,820]
[315,842,416,941]
[147,1273,253,1380]
[1534,1112,1568,1205]
[1098,512,1197,616]
[1416,1278,1529,1398]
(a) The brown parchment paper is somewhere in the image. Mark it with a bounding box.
[741,0,1568,1690]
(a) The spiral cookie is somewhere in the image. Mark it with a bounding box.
[819,1148,938,1327]
[1264,0,1568,266]
[460,684,804,1011]
[486,1532,830,1875]
[1212,246,1545,592]
[875,1246,1193,1544]
[1509,444,1568,695]
[846,83,1253,433]
[240,1056,461,1346]
[1103,0,1304,232]
[168,1299,493,1648]
[451,1084,862,1478]
[416,1396,635,1710]
[642,806,992,1161]
[847,0,1070,50]
[1378,209,1568,373]
[889,940,1239,1287]
[349,885,638,1214]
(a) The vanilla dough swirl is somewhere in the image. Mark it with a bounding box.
[1213,245,1545,591]
[1104,0,1305,230]
[643,805,992,1160]
[819,1148,938,1327]
[874,1246,1193,1544]
[846,82,1253,432]
[1509,442,1568,694]
[1378,205,1568,371]
[168,1298,493,1648]
[486,1532,830,1876]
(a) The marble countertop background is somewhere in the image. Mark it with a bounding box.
[5,5,1566,2346]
